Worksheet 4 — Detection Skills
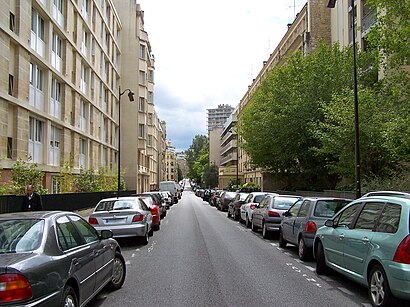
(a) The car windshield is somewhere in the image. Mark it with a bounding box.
[95,200,137,211]
[0,219,44,253]
[314,200,351,218]
[273,197,299,210]
[239,194,248,201]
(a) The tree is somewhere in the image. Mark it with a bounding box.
[202,164,219,188]
[185,135,208,182]
[4,159,46,195]
[237,43,378,190]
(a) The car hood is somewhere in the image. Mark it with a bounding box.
[0,252,36,273]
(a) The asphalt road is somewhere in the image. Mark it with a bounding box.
[87,187,372,307]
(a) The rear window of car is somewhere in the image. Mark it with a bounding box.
[96,200,138,211]
[273,197,299,210]
[0,219,44,253]
[374,203,401,233]
[254,195,265,203]
[314,200,351,218]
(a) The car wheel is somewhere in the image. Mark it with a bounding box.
[251,220,258,232]
[154,223,160,231]
[245,215,251,228]
[227,209,231,218]
[298,237,310,261]
[262,222,271,239]
[278,229,287,248]
[107,251,126,291]
[316,241,330,275]
[140,228,149,245]
[368,264,392,307]
[61,285,78,307]
[148,226,154,237]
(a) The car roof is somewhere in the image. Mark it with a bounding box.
[361,191,410,199]
[301,197,353,201]
[0,211,78,219]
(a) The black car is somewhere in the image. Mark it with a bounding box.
[227,192,249,220]
[0,211,126,306]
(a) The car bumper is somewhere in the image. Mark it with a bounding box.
[95,224,147,238]
[385,261,410,300]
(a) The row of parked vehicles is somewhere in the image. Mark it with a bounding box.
[195,189,410,307]
[0,189,180,306]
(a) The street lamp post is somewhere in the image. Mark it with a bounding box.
[118,86,135,194]
[327,0,361,198]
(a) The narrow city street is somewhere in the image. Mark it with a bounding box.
[88,187,371,307]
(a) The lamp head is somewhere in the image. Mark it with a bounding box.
[128,91,135,102]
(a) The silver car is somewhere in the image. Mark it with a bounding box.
[240,192,270,228]
[252,194,302,239]
[0,211,126,306]
[89,196,153,245]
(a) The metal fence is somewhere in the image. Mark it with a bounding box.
[0,190,136,214]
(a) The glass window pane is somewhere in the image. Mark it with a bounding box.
[354,202,384,230]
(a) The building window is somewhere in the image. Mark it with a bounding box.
[138,124,145,138]
[52,0,64,27]
[50,77,62,119]
[31,9,45,57]
[79,139,87,168]
[29,62,45,111]
[7,137,13,159]
[81,0,89,21]
[102,117,107,142]
[148,70,154,82]
[8,74,14,96]
[80,63,87,94]
[139,71,145,86]
[103,147,108,166]
[80,100,87,132]
[148,113,153,125]
[138,97,145,112]
[28,117,44,163]
[51,176,61,193]
[49,126,61,166]
[148,91,153,104]
[81,26,88,56]
[52,32,63,72]
[103,88,108,112]
[148,134,153,146]
[139,44,146,59]
[9,12,15,32]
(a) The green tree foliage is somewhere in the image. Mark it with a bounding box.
[202,164,219,188]
[185,135,209,183]
[75,167,120,192]
[237,43,378,190]
[367,0,410,69]
[57,156,75,193]
[5,159,46,195]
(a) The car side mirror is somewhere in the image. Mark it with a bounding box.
[283,211,290,217]
[324,220,335,227]
[100,229,113,239]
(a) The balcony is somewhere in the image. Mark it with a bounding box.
[139,165,149,176]
[220,140,237,156]
[220,152,237,166]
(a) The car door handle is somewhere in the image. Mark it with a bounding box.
[339,234,345,240]
[362,237,369,243]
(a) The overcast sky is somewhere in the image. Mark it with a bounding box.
[137,0,307,152]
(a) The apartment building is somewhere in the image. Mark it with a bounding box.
[233,0,333,191]
[219,109,241,189]
[164,140,177,182]
[113,0,165,193]
[1,0,123,192]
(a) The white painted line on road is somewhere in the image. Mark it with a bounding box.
[147,241,156,253]
[294,258,302,263]
[304,265,316,272]
[236,226,246,232]
[165,220,169,224]
[131,253,135,258]
[270,243,278,247]
[135,248,140,252]
[284,252,292,256]
[125,260,131,265]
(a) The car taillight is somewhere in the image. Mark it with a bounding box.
[393,235,410,264]
[305,221,317,232]
[0,274,32,303]
[250,204,256,210]
[132,214,144,222]
[268,211,280,217]
[88,217,98,225]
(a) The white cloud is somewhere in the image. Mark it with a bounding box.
[137,0,307,151]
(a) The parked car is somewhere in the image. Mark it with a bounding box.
[0,211,126,306]
[203,189,214,202]
[218,191,237,211]
[279,197,351,260]
[251,194,302,238]
[227,192,249,220]
[211,190,224,207]
[159,181,179,203]
[313,192,410,306]
[89,196,153,244]
[134,194,162,230]
[161,191,173,209]
[143,191,167,218]
[240,192,270,227]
